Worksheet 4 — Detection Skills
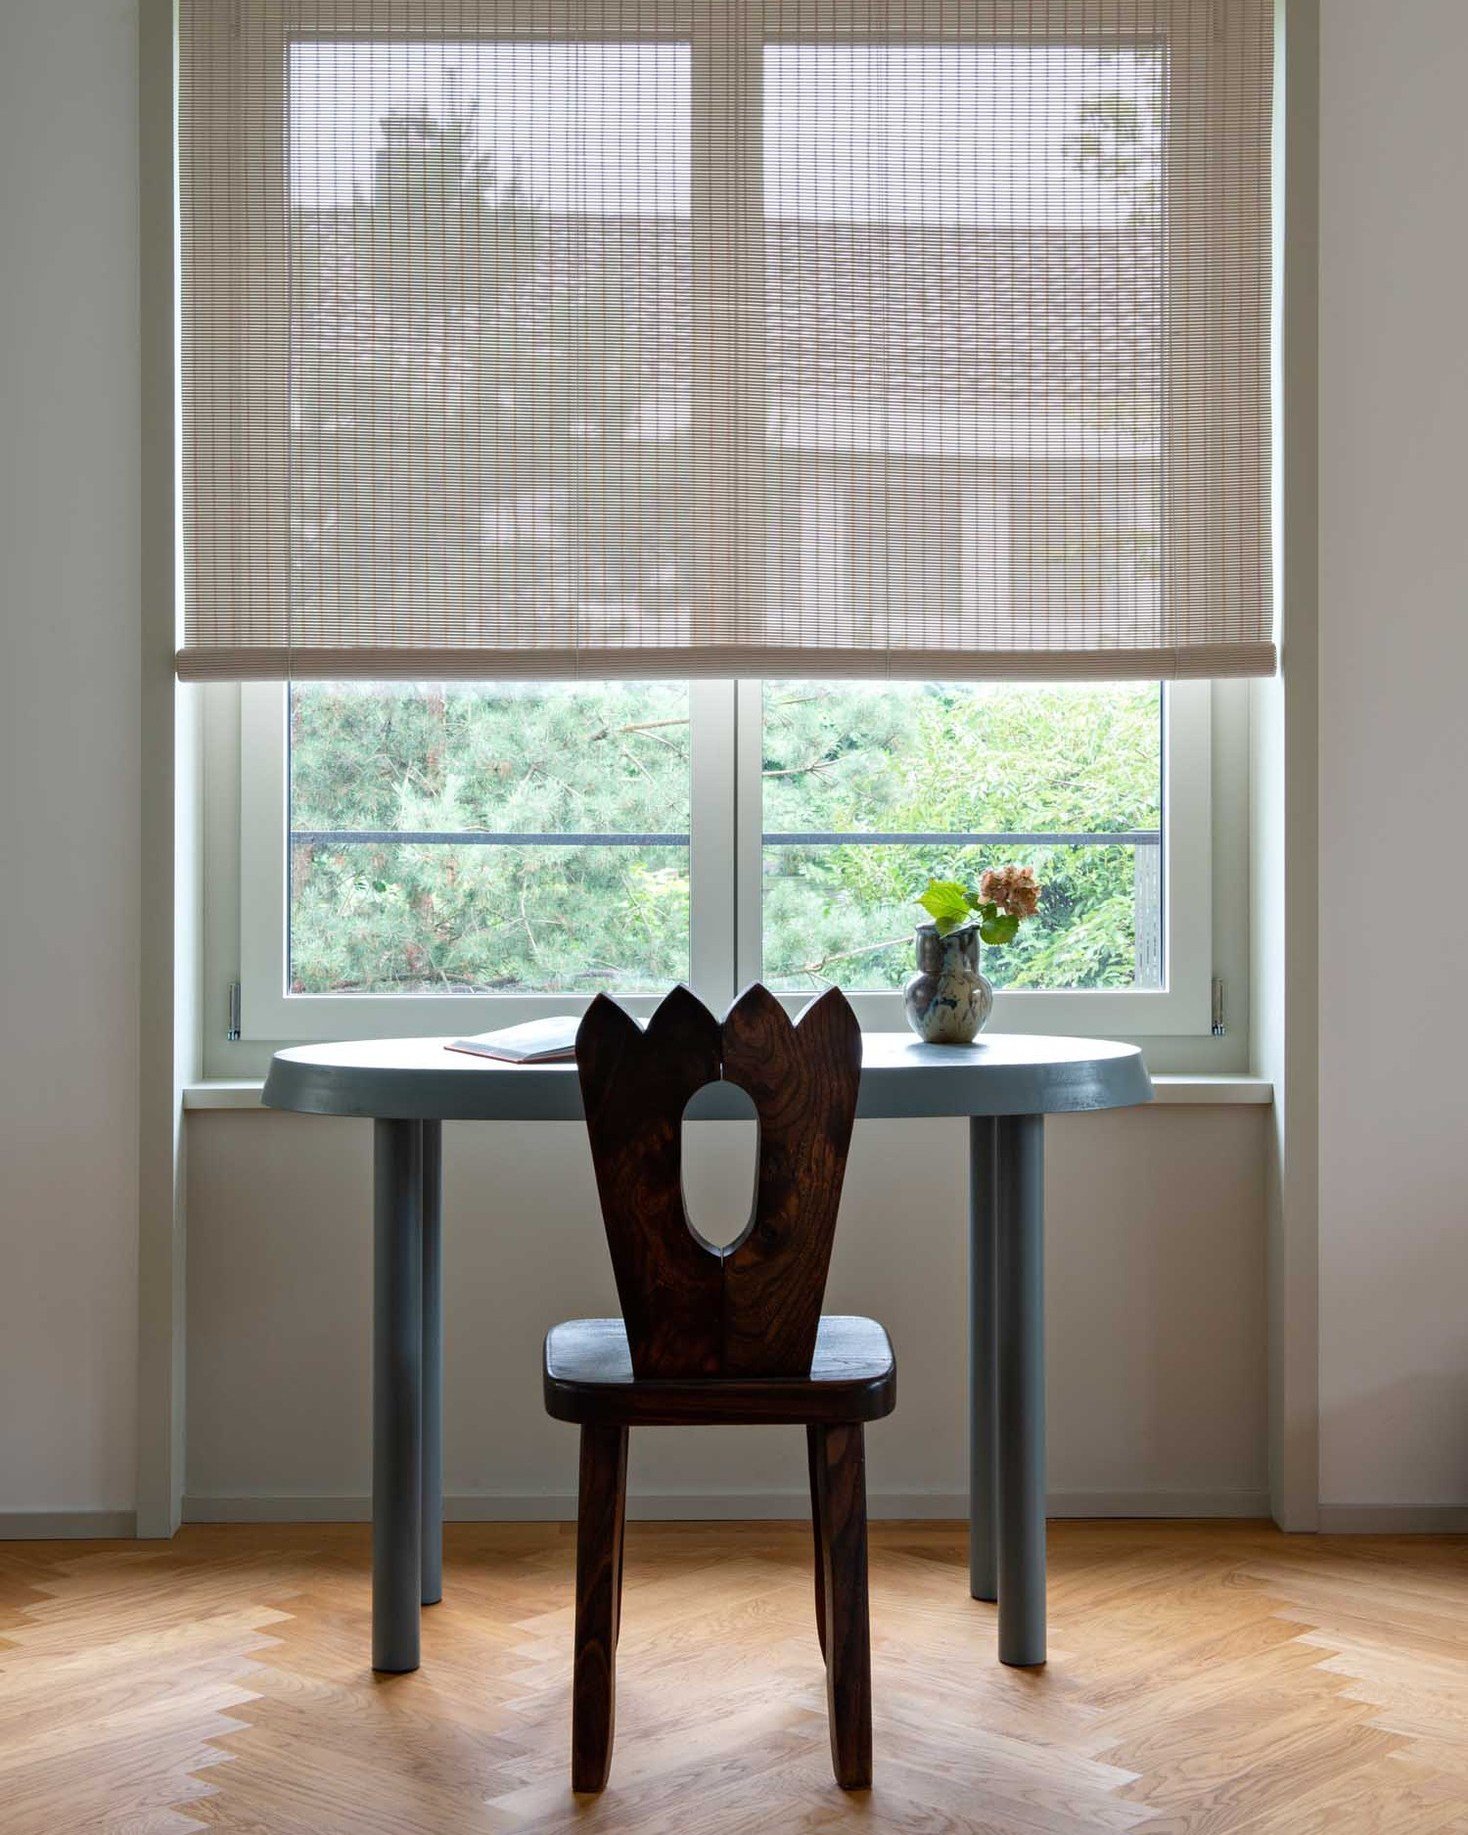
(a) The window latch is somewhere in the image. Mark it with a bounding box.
[227,980,242,1043]
[1210,976,1226,1038]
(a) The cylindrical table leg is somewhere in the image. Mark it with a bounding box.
[996,1112,1046,1667]
[420,1120,443,1608]
[374,1119,423,1673]
[969,1115,999,1602]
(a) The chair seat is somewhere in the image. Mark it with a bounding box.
[544,1314,897,1427]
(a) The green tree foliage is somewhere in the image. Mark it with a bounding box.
[760,682,1159,992]
[290,684,692,994]
[1064,48,1163,225]
[289,681,1159,996]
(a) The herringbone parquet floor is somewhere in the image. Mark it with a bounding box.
[0,1522,1463,1834]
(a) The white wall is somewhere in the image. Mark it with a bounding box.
[23,0,1468,1531]
[0,0,141,1519]
[1318,0,1468,1513]
[185,1107,1268,1516]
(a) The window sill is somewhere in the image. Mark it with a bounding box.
[182,1073,1274,1112]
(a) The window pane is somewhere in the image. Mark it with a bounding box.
[289,41,693,653]
[289,683,690,994]
[761,682,1162,993]
[762,45,1164,654]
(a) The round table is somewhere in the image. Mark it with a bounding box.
[264,1030,1152,1673]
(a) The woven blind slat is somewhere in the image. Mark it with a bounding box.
[178,0,1275,681]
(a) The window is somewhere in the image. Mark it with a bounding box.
[180,3,1274,680]
[272,32,1171,670]
[199,3,1265,1045]
[287,682,697,998]
[239,677,1211,1038]
[754,681,1167,996]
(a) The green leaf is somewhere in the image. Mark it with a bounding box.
[918,879,974,935]
[979,911,1020,947]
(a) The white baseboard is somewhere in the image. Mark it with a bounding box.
[181,1487,1271,1525]
[16,1496,1457,1541]
[0,1510,138,1539]
[1047,1489,1270,1519]
[16,1498,1460,1538]
[1317,1504,1468,1534]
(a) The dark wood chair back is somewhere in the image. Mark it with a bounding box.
[575,983,863,1381]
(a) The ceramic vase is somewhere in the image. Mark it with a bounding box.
[902,920,994,1044]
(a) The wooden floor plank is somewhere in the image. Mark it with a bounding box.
[0,1522,1463,1833]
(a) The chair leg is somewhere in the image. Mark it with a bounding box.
[572,1423,628,1793]
[812,1423,873,1790]
[806,1424,827,1660]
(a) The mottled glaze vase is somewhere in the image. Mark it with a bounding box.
[903,921,994,1044]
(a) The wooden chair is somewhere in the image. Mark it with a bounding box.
[544,982,896,1793]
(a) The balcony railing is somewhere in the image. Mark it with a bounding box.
[290,825,1164,989]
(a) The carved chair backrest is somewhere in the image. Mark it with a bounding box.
[575,983,863,1379]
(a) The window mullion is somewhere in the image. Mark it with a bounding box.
[690,3,764,655]
[732,678,765,989]
[689,678,738,1005]
[691,5,764,1000]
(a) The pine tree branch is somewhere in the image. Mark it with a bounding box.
[795,933,908,978]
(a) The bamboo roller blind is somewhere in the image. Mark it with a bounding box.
[178,1,1276,680]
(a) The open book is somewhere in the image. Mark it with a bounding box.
[445,1016,580,1064]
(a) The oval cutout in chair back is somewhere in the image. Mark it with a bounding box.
[680,1083,760,1254]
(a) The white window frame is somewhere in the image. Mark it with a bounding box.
[238,677,1210,1040]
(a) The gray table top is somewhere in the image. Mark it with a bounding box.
[263,1031,1152,1123]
